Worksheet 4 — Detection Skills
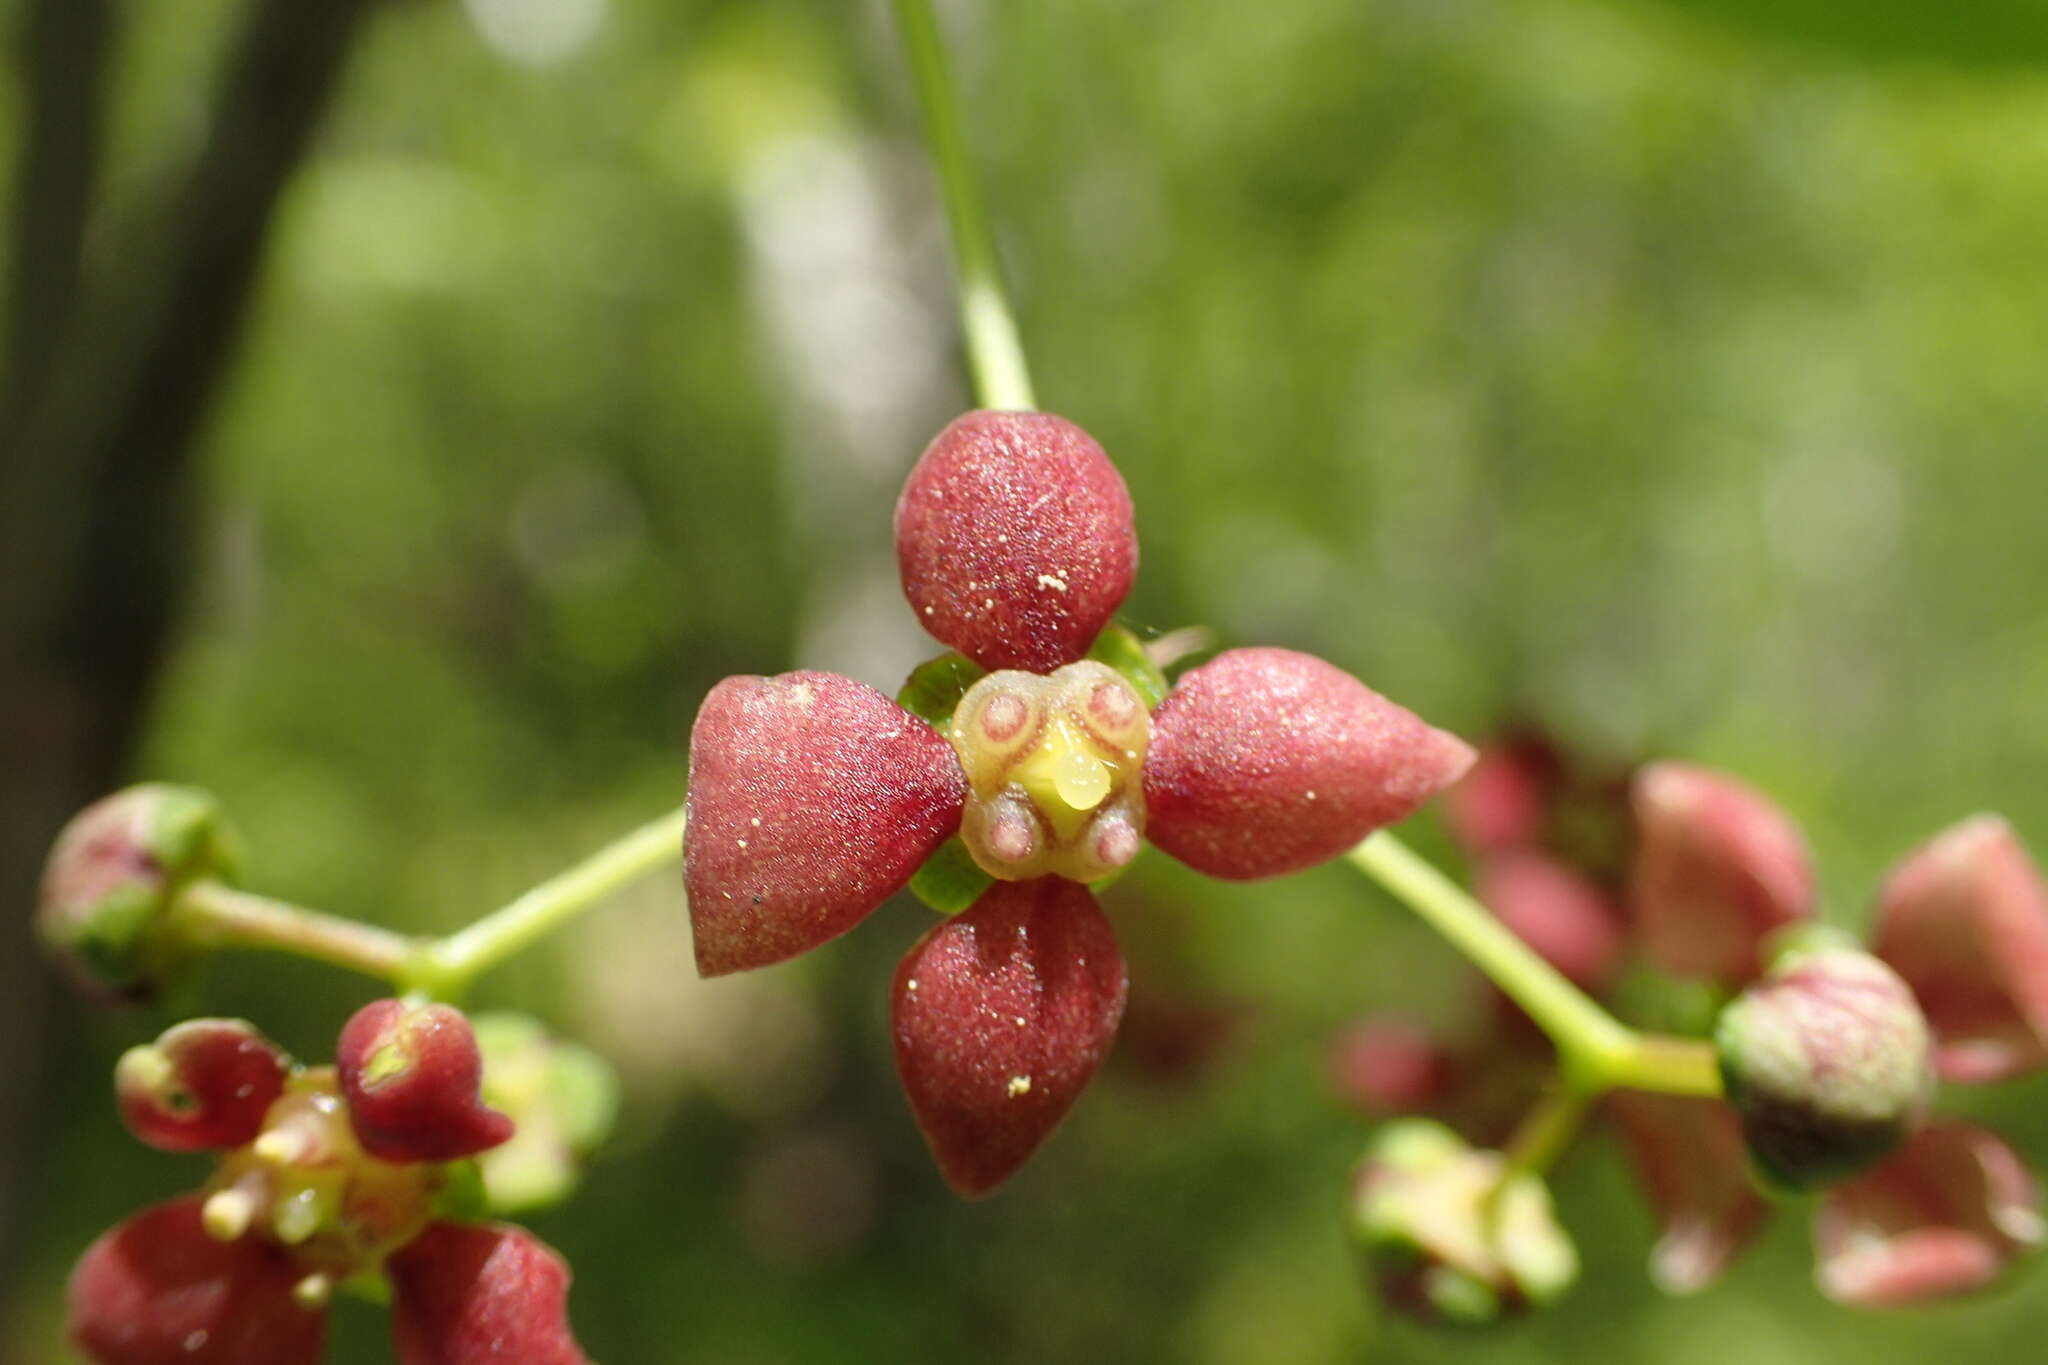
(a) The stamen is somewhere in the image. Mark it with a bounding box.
[201,1185,259,1241]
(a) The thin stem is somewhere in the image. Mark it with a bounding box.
[416,807,687,995]
[891,0,1036,411]
[1346,832,1635,1083]
[170,882,419,984]
[1499,1084,1590,1185]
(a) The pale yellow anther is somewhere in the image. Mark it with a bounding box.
[202,1186,258,1241]
[272,1185,324,1245]
[253,1128,310,1165]
[292,1274,334,1310]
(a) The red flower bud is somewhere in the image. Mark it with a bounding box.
[1143,648,1475,880]
[685,671,968,976]
[1715,938,1932,1190]
[1628,763,1815,983]
[37,784,238,999]
[1872,815,2048,1084]
[68,1197,324,1365]
[115,1019,290,1152]
[389,1222,590,1365]
[1607,1091,1770,1293]
[338,1000,515,1164]
[1815,1122,2045,1307]
[1444,740,1559,854]
[891,877,1128,1196]
[1326,1016,1452,1116]
[894,410,1138,673]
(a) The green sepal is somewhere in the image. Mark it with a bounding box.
[1086,624,1169,709]
[898,652,986,727]
[908,836,994,915]
[432,1159,491,1222]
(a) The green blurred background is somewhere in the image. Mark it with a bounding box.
[6,0,2048,1360]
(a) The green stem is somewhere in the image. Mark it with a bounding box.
[1499,1083,1589,1184]
[170,882,420,984]
[410,806,687,997]
[1344,831,1721,1099]
[1347,832,1633,1081]
[891,0,1036,411]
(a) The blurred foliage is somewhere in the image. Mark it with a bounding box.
[7,0,2048,1361]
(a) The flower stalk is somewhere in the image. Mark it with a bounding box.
[890,0,1035,411]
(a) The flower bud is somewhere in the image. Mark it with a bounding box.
[1715,933,1934,1190]
[115,1019,290,1153]
[37,784,239,999]
[338,1001,515,1164]
[1348,1119,1577,1327]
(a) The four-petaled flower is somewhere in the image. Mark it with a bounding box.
[67,1002,590,1364]
[685,409,1475,1194]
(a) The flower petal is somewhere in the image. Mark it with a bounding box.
[1872,815,2048,1084]
[389,1222,590,1365]
[68,1197,325,1365]
[685,672,968,976]
[1142,648,1475,880]
[115,1019,290,1153]
[339,1000,515,1164]
[1476,851,1625,992]
[1607,1092,1771,1294]
[891,877,1128,1196]
[894,411,1137,672]
[1628,763,1815,984]
[1814,1122,2045,1307]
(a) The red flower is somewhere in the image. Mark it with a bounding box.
[685,410,1475,1195]
[68,1003,590,1365]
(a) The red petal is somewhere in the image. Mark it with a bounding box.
[1476,851,1624,991]
[1607,1092,1771,1293]
[115,1019,289,1152]
[894,411,1137,672]
[685,672,967,975]
[68,1198,324,1365]
[1628,763,1815,984]
[891,878,1128,1196]
[338,1000,515,1163]
[1815,1122,2044,1307]
[1142,648,1475,880]
[390,1222,590,1365]
[1872,815,2048,1084]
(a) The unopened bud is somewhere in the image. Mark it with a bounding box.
[1715,930,1933,1191]
[1349,1119,1577,1327]
[37,784,239,999]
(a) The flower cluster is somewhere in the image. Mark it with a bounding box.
[67,1002,590,1364]
[1340,738,2048,1310]
[685,409,1475,1194]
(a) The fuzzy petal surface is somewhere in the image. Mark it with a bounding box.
[390,1222,590,1365]
[339,1000,515,1164]
[686,671,968,975]
[892,877,1128,1196]
[68,1198,324,1365]
[1815,1122,2045,1307]
[1607,1092,1771,1294]
[1143,648,1474,880]
[1872,815,2048,1084]
[1628,762,1815,984]
[894,411,1137,672]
